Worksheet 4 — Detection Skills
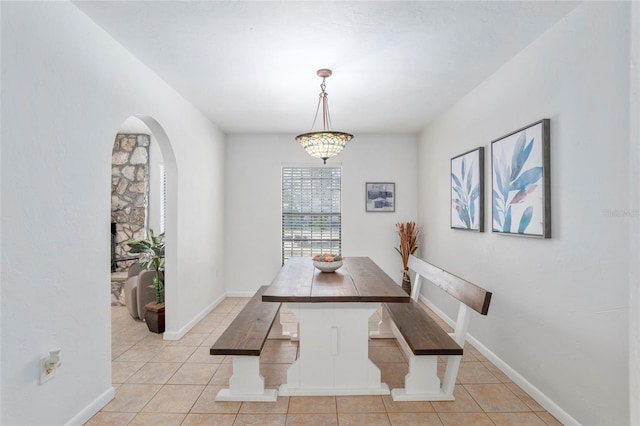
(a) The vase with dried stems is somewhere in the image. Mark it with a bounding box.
[395,222,420,295]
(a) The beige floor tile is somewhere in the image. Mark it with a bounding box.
[142,384,205,413]
[336,395,386,413]
[126,362,181,384]
[181,413,236,425]
[186,346,226,364]
[167,332,208,346]
[338,412,391,426]
[112,344,131,360]
[190,386,242,414]
[111,361,145,384]
[464,345,489,362]
[438,412,495,426]
[202,327,225,344]
[101,383,162,412]
[261,363,290,386]
[128,412,185,425]
[536,411,563,426]
[505,382,545,411]
[431,386,483,413]
[488,412,548,425]
[149,346,197,363]
[115,345,162,362]
[84,411,136,426]
[286,413,337,425]
[239,396,290,414]
[136,332,169,347]
[261,345,298,363]
[378,363,408,390]
[464,383,531,412]
[456,362,501,384]
[381,395,434,413]
[233,413,287,425]
[210,363,233,386]
[370,346,406,363]
[482,361,512,383]
[387,412,443,426]
[288,396,337,414]
[168,362,219,385]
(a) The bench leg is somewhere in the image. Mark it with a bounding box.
[369,305,396,339]
[215,356,278,402]
[391,354,455,401]
[390,322,456,401]
[269,305,298,340]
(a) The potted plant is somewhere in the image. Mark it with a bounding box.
[395,222,419,295]
[125,229,165,333]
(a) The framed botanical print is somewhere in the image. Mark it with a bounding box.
[451,147,484,231]
[491,119,551,237]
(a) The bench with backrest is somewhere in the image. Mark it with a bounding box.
[383,255,492,401]
[210,285,282,401]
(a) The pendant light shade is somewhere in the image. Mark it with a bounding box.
[295,69,353,164]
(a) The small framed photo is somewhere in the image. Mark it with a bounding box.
[491,119,551,238]
[366,182,395,212]
[451,147,484,231]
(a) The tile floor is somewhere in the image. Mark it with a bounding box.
[87,297,563,425]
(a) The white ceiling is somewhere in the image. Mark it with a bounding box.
[73,1,579,135]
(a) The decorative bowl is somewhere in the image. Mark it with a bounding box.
[313,260,343,273]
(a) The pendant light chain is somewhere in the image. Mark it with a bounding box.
[295,69,354,164]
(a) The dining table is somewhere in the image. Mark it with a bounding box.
[262,256,410,396]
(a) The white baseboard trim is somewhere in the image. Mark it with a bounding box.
[163,294,226,340]
[65,386,115,426]
[420,295,580,426]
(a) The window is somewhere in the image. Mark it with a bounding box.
[282,167,341,263]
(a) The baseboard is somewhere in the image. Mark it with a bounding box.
[420,295,580,426]
[163,294,226,340]
[65,386,115,426]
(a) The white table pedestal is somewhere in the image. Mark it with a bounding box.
[279,302,389,396]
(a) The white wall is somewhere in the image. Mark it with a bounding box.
[417,2,631,425]
[225,134,417,294]
[0,2,226,424]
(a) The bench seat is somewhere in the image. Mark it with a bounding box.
[384,300,462,356]
[210,285,282,401]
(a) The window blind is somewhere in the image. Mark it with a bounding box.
[282,167,341,263]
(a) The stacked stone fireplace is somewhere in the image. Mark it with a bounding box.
[111,134,150,274]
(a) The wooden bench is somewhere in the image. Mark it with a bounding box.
[382,255,492,401]
[210,285,282,401]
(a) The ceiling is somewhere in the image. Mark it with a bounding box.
[73,1,579,135]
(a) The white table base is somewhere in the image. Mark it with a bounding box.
[279,302,390,396]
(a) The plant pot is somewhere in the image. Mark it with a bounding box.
[144,302,165,334]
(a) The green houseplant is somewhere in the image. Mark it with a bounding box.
[125,229,165,332]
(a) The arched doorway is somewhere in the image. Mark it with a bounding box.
[109,115,177,336]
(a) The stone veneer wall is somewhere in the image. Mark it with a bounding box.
[111,134,150,272]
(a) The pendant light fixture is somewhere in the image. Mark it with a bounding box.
[295,69,354,164]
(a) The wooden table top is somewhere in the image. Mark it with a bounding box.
[262,257,410,303]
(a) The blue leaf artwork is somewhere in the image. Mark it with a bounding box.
[491,120,549,236]
[451,147,484,231]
